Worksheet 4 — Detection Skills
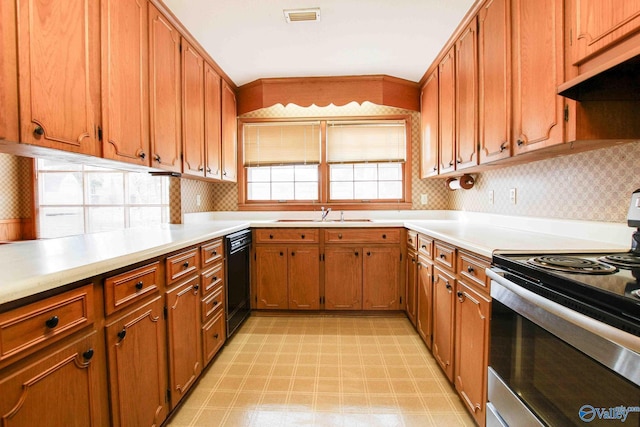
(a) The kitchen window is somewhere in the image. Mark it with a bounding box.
[36,159,169,238]
[239,116,411,209]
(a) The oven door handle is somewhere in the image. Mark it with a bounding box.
[488,267,640,387]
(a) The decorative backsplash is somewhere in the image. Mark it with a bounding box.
[0,153,32,220]
[450,141,640,223]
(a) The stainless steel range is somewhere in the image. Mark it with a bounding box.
[486,190,640,427]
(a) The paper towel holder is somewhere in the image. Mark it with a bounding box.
[446,174,475,190]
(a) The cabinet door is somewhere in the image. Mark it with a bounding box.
[166,276,202,409]
[204,63,222,180]
[102,0,150,165]
[416,258,433,349]
[512,0,564,153]
[432,267,455,382]
[181,39,205,177]
[455,18,479,170]
[438,47,456,174]
[221,81,237,182]
[479,0,511,164]
[148,4,181,172]
[455,281,491,427]
[106,296,168,427]
[289,246,320,310]
[255,246,288,309]
[420,70,439,177]
[16,0,100,155]
[0,331,103,427]
[405,250,418,326]
[0,0,19,142]
[572,0,640,65]
[324,247,362,310]
[363,246,400,310]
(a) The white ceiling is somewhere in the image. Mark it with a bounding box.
[163,0,475,87]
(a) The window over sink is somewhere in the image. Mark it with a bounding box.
[239,116,411,210]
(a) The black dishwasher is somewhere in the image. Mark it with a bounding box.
[225,229,251,338]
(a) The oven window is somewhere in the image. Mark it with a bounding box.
[491,300,640,426]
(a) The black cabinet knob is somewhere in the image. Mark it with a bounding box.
[214,333,219,339]
[154,154,161,162]
[213,276,217,281]
[355,251,359,256]
[213,300,219,306]
[207,167,212,173]
[83,348,94,360]
[212,250,217,256]
[457,291,466,302]
[367,251,371,256]
[279,251,283,256]
[301,234,305,239]
[517,139,524,146]
[223,171,227,176]
[34,126,45,136]
[467,265,474,273]
[45,315,59,329]
[338,234,343,239]
[269,234,274,239]
[139,151,146,159]
[193,284,199,292]
[117,328,127,341]
[445,282,452,290]
[382,234,386,239]
[291,251,295,256]
[198,166,204,171]
[449,160,454,166]
[499,142,507,152]
[432,166,437,171]
[440,254,446,259]
[183,261,189,268]
[135,281,143,290]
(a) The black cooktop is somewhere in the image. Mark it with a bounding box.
[492,251,640,336]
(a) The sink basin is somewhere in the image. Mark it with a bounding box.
[275,219,371,223]
[327,219,372,222]
[275,219,320,222]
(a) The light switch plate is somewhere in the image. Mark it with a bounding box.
[509,188,517,204]
[420,194,428,205]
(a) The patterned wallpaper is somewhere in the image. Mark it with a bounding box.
[450,141,640,223]
[0,153,32,220]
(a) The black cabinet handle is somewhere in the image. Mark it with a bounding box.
[421,245,427,249]
[517,139,524,146]
[499,142,507,152]
[439,254,446,259]
[411,258,416,264]
[34,125,45,136]
[212,250,217,256]
[467,265,474,273]
[45,315,59,329]
[301,234,305,239]
[449,160,454,166]
[83,348,94,360]
[279,251,283,256]
[207,167,212,173]
[355,251,359,256]
[213,300,219,306]
[269,234,274,239]
[432,166,437,172]
[183,261,189,268]
[135,281,143,290]
[198,166,204,171]
[154,154,161,162]
[193,284,199,292]
[338,233,343,239]
[117,328,127,341]
[445,281,452,291]
[214,333,219,339]
[139,151,146,159]
[213,276,218,281]
[291,251,295,256]
[367,251,371,256]
[457,291,465,302]
[382,234,386,239]
[223,171,227,176]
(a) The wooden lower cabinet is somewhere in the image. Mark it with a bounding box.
[202,310,225,365]
[324,246,363,310]
[432,266,455,382]
[105,296,168,427]
[0,331,104,427]
[405,249,418,326]
[416,256,433,349]
[166,276,202,409]
[288,246,320,310]
[255,246,288,309]
[455,281,491,427]
[363,246,400,310]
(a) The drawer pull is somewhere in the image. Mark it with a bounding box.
[183,261,189,268]
[291,251,295,256]
[439,254,446,259]
[213,300,219,306]
[213,333,219,339]
[355,251,359,257]
[45,316,59,329]
[279,251,284,256]
[193,284,199,293]
[117,328,127,341]
[338,233,343,239]
[301,234,305,239]
[83,348,94,360]
[421,245,427,249]
[213,276,218,282]
[212,250,217,256]
[34,125,45,136]
[382,234,387,239]
[367,251,371,256]
[445,281,452,291]
[467,265,474,274]
[135,281,143,290]
[269,234,274,239]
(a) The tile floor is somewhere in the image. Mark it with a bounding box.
[167,315,475,427]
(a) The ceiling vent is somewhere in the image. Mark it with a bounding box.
[283,8,320,23]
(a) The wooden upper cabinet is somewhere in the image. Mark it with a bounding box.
[204,63,222,180]
[148,4,181,173]
[221,81,238,182]
[181,39,206,177]
[571,0,640,65]
[420,70,439,178]
[16,0,100,155]
[455,18,479,170]
[478,0,511,164]
[102,0,150,165]
[0,1,19,142]
[511,0,565,154]
[438,47,456,174]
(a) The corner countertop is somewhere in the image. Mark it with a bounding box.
[0,210,631,307]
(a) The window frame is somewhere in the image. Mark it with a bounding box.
[237,115,412,211]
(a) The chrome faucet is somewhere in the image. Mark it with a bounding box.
[321,206,332,221]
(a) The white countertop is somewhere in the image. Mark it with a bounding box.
[0,211,632,306]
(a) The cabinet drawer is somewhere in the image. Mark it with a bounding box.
[166,248,199,285]
[201,239,223,267]
[434,242,456,271]
[104,262,159,315]
[201,286,224,323]
[255,228,318,243]
[201,263,224,296]
[457,251,490,293]
[0,285,94,361]
[324,228,401,243]
[418,234,433,258]
[202,311,225,365]
[407,230,418,251]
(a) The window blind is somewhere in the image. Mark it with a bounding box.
[326,120,406,163]
[243,122,321,167]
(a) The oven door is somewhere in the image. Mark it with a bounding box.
[487,268,640,427]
